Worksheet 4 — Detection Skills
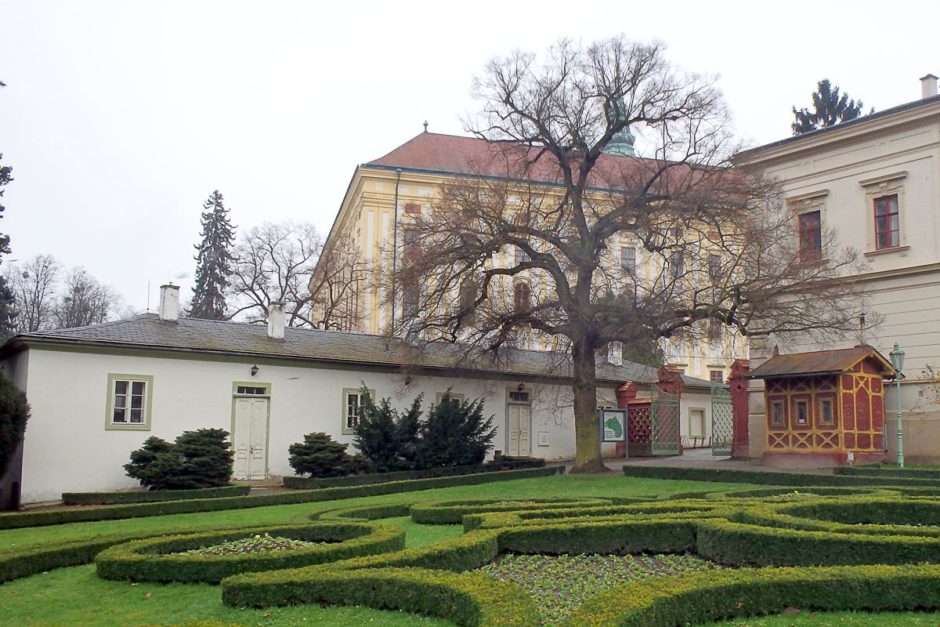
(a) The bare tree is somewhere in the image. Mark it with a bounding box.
[390,37,867,472]
[308,233,368,331]
[229,221,321,327]
[54,267,119,328]
[4,255,60,333]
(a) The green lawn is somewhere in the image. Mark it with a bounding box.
[4,474,940,626]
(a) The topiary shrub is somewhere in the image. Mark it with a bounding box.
[289,432,370,478]
[124,428,234,490]
[414,391,496,469]
[0,373,29,478]
[354,391,422,472]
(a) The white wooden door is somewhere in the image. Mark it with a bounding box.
[233,397,268,480]
[506,403,531,457]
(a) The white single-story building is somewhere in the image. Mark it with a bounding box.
[0,285,716,504]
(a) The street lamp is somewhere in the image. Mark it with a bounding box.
[889,343,905,468]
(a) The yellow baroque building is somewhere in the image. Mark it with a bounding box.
[312,131,748,382]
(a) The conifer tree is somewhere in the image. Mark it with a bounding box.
[792,79,870,135]
[189,190,235,320]
[0,81,17,337]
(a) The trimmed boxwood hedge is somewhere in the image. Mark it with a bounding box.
[622,463,940,487]
[0,465,561,530]
[95,521,404,583]
[410,498,611,525]
[62,484,250,505]
[567,564,940,626]
[834,465,940,479]
[222,566,540,626]
[695,517,940,566]
[283,458,547,489]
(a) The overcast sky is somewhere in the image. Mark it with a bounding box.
[1,0,938,312]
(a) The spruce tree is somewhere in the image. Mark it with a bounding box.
[189,190,235,320]
[0,81,18,337]
[792,79,870,135]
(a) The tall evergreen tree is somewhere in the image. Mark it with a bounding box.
[189,190,235,320]
[0,81,17,338]
[792,79,870,135]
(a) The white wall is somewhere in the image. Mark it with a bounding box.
[17,347,627,503]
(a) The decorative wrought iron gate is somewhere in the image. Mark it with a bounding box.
[627,403,652,457]
[651,391,680,456]
[711,384,733,456]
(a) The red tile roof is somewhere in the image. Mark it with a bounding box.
[366,132,691,189]
[747,345,896,379]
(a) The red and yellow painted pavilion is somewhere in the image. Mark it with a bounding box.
[748,345,897,465]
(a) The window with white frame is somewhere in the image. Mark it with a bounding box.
[860,172,907,255]
[435,391,465,407]
[341,388,375,434]
[106,374,153,430]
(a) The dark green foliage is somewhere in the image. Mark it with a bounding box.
[288,432,370,478]
[123,429,234,490]
[570,565,940,626]
[61,484,248,505]
[352,389,495,472]
[222,566,538,627]
[409,498,611,525]
[0,141,17,335]
[792,79,871,135]
[0,466,560,531]
[189,190,235,320]
[622,463,940,487]
[835,464,940,479]
[414,391,495,469]
[122,436,172,487]
[95,522,404,583]
[282,457,548,490]
[354,392,408,472]
[0,373,28,477]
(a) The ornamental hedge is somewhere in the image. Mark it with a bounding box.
[567,564,940,626]
[62,484,250,505]
[410,498,611,525]
[283,457,546,489]
[834,464,940,479]
[0,465,560,530]
[622,463,940,487]
[96,521,404,583]
[223,566,540,627]
[219,492,940,623]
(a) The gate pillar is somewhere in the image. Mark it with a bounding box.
[728,359,750,459]
[614,382,638,457]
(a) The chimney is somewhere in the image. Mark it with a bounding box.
[921,73,939,99]
[158,284,179,322]
[607,341,623,367]
[267,302,285,340]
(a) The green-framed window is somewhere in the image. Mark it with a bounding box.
[342,388,374,435]
[106,373,154,431]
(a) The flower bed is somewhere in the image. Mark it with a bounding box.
[95,521,404,583]
[479,552,723,624]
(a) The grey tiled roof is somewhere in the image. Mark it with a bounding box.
[7,314,715,390]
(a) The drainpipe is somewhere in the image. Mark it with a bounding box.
[390,168,402,332]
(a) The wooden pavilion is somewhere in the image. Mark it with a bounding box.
[748,345,897,465]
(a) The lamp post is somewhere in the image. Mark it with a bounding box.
[889,343,905,468]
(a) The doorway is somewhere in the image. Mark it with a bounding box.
[506,390,531,457]
[232,383,270,480]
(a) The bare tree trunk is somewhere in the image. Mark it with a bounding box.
[570,337,606,473]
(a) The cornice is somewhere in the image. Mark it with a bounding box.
[736,111,940,170]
